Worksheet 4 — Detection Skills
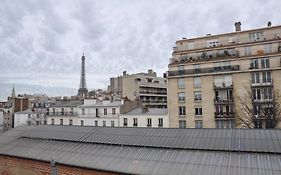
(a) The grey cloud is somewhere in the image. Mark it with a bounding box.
[1,0,281,100]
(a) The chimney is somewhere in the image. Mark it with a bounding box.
[123,71,127,76]
[234,22,241,32]
[268,21,272,27]
[142,107,148,113]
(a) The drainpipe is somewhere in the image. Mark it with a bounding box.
[50,159,57,175]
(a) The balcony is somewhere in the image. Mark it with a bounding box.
[213,83,233,90]
[47,112,78,116]
[215,112,235,119]
[168,65,239,77]
[214,98,234,104]
[139,91,167,95]
[251,80,273,87]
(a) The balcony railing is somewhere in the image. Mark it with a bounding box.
[215,112,235,119]
[47,112,78,116]
[214,98,234,104]
[168,65,240,77]
[139,91,167,95]
[251,80,273,87]
[213,83,233,90]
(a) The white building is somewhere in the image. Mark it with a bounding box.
[47,99,123,127]
[78,99,123,127]
[46,100,82,125]
[120,108,168,128]
[14,109,46,128]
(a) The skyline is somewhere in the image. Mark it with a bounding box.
[1,0,281,100]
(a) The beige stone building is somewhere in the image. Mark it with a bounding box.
[109,69,167,108]
[168,22,281,128]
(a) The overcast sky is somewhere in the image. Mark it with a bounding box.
[0,0,280,100]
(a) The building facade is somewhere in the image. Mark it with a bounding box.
[46,100,82,126]
[14,109,46,128]
[168,22,281,128]
[120,108,168,128]
[109,69,167,108]
[47,99,123,127]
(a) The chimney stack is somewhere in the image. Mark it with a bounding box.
[268,21,272,27]
[234,22,241,32]
[123,71,127,76]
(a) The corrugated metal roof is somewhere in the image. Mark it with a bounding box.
[0,127,281,175]
[11,125,281,154]
[124,108,168,115]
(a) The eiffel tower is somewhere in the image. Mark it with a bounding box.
[77,53,88,98]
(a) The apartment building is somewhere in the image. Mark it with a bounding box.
[46,100,82,125]
[168,22,281,128]
[14,109,46,127]
[108,69,167,108]
[47,99,122,127]
[120,107,168,128]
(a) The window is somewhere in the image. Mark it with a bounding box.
[147,118,152,127]
[178,65,185,75]
[81,120,84,126]
[244,47,252,56]
[262,71,271,83]
[194,91,202,101]
[123,118,128,126]
[249,32,263,41]
[133,118,138,127]
[216,121,233,128]
[195,107,203,116]
[179,120,186,128]
[193,77,201,88]
[263,88,273,100]
[51,119,54,125]
[195,120,203,128]
[187,42,194,49]
[103,121,106,127]
[206,39,219,47]
[179,106,186,116]
[111,121,115,127]
[261,58,270,68]
[194,64,200,73]
[250,59,259,69]
[28,114,31,119]
[104,108,107,115]
[27,121,31,126]
[112,108,116,115]
[158,118,163,127]
[264,44,272,54]
[251,72,260,84]
[36,121,39,125]
[96,108,99,117]
[178,92,185,102]
[60,119,63,125]
[95,120,98,126]
[69,119,73,126]
[253,88,261,100]
[82,108,85,115]
[177,78,185,89]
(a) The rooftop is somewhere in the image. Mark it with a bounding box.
[124,108,168,115]
[0,125,281,174]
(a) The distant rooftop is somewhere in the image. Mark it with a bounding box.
[50,100,83,107]
[124,108,168,115]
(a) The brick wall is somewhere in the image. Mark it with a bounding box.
[0,155,120,175]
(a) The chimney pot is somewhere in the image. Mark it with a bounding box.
[234,22,241,32]
[268,21,272,27]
